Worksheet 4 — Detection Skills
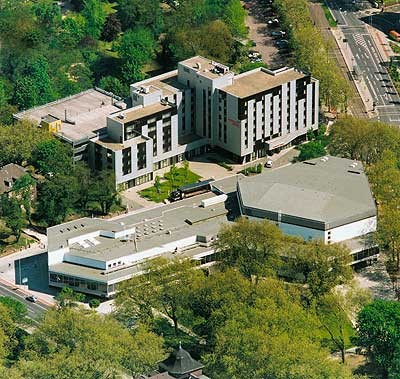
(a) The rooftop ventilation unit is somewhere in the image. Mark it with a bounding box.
[117,113,126,119]
[195,62,201,69]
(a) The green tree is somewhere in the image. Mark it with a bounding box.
[0,78,7,107]
[224,0,247,37]
[12,174,36,224]
[122,325,166,378]
[215,218,283,281]
[288,241,352,301]
[182,160,190,184]
[0,121,52,166]
[298,141,326,161]
[0,196,26,242]
[98,75,127,97]
[19,308,164,379]
[13,76,38,110]
[0,297,28,323]
[116,27,155,64]
[168,165,179,191]
[0,303,18,361]
[81,0,106,39]
[32,0,61,30]
[71,163,90,213]
[55,287,85,309]
[101,13,122,42]
[204,278,354,379]
[316,282,371,363]
[188,268,253,343]
[88,170,119,215]
[36,175,79,225]
[328,117,400,165]
[154,175,162,194]
[31,139,72,176]
[116,0,163,34]
[61,15,87,46]
[357,300,400,378]
[116,258,205,335]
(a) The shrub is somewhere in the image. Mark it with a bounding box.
[89,299,101,309]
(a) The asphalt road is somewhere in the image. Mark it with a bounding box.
[0,283,49,321]
[327,0,400,125]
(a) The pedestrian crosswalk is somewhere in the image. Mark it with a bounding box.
[353,33,368,49]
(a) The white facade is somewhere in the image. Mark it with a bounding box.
[326,216,377,244]
[91,56,319,188]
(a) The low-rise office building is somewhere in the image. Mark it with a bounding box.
[14,88,126,162]
[47,177,239,297]
[16,56,319,189]
[237,156,378,265]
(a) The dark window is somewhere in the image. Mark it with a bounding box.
[162,124,172,153]
[137,143,146,170]
[122,148,131,175]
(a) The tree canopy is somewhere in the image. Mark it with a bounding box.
[357,300,400,378]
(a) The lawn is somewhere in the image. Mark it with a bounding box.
[139,167,201,203]
[0,232,35,256]
[321,2,338,28]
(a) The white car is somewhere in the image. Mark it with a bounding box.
[265,160,273,168]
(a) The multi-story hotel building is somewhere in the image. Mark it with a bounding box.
[16,56,319,189]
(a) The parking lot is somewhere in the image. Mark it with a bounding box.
[244,0,291,67]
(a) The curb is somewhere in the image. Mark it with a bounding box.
[0,277,54,307]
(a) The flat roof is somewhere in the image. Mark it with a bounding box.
[95,135,148,151]
[222,68,306,98]
[134,70,186,97]
[238,156,376,229]
[53,194,230,262]
[110,102,173,124]
[14,89,126,143]
[48,187,240,282]
[180,56,232,80]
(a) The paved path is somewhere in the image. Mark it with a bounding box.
[354,257,396,300]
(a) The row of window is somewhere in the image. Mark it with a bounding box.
[49,273,107,293]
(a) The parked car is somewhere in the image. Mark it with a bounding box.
[26,295,38,303]
[275,39,289,48]
[248,50,261,58]
[271,31,286,37]
[267,18,280,26]
[265,160,273,168]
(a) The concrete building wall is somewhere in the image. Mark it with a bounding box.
[64,254,106,270]
[327,216,377,244]
[106,118,123,143]
[246,216,325,241]
[48,247,69,265]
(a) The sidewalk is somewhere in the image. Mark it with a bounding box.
[366,24,394,62]
[331,28,375,113]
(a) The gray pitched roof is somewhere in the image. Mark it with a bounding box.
[0,164,27,195]
[238,156,376,230]
[159,345,203,378]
